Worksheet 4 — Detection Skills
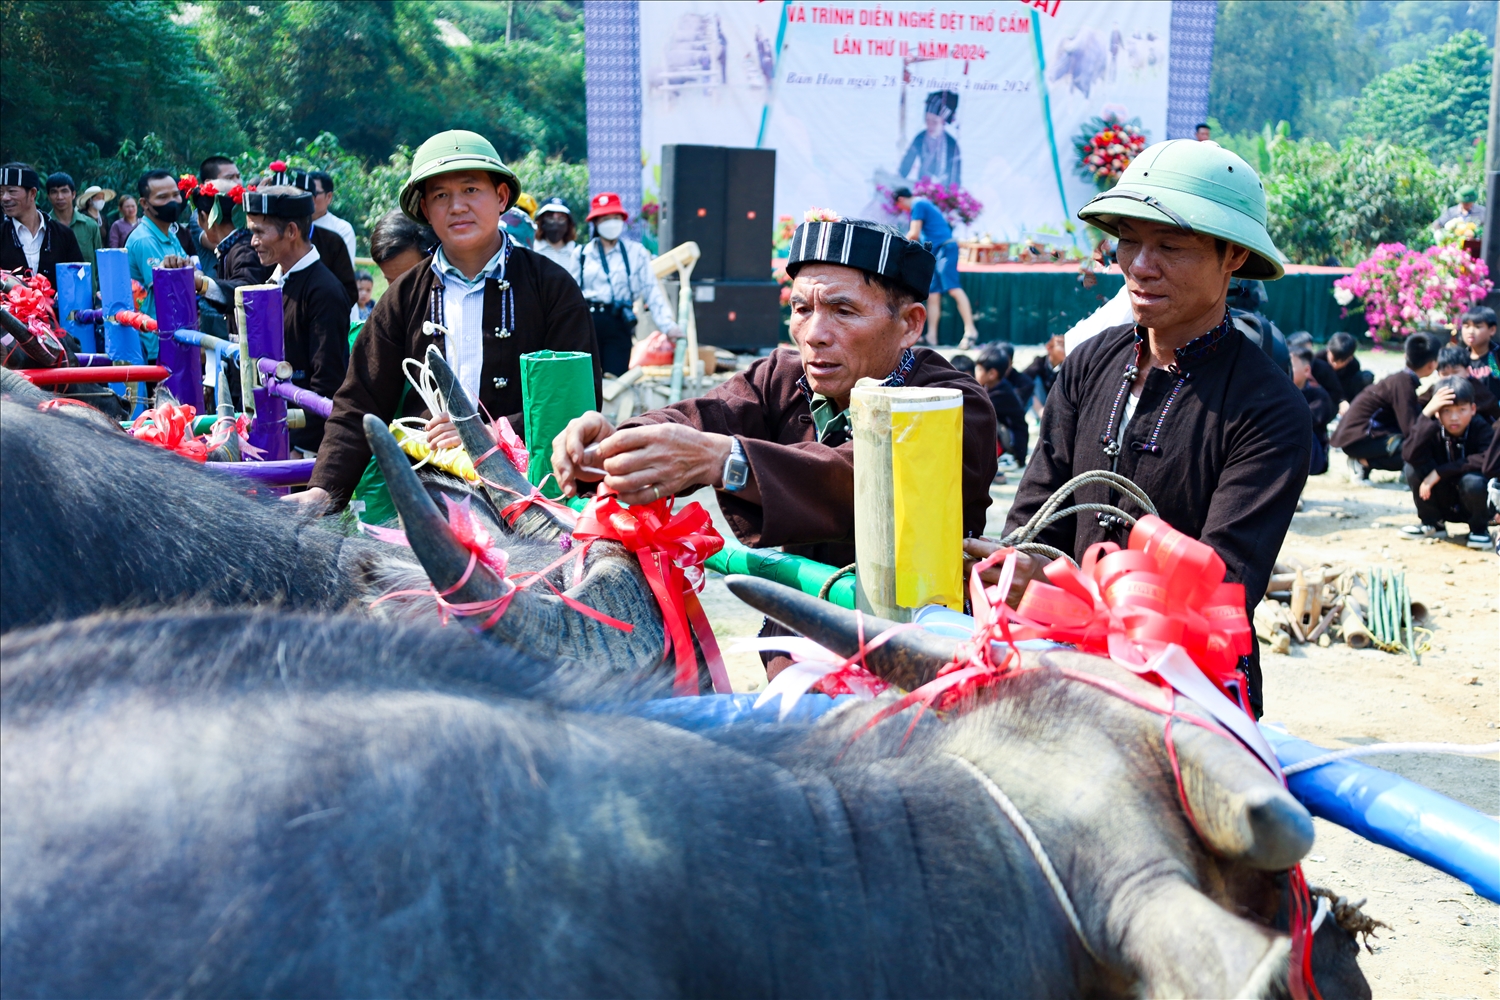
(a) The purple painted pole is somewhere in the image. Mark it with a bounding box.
[241,286,288,462]
[256,357,334,418]
[75,353,113,366]
[204,459,315,487]
[151,267,202,409]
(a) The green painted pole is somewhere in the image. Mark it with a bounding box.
[705,540,856,609]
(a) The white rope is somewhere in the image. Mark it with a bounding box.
[1281,741,1500,776]
[394,347,483,474]
[944,753,1102,964]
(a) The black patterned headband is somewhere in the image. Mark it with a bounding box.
[786,218,935,301]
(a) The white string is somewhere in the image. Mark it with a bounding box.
[1281,741,1500,776]
[395,348,482,474]
[945,752,1102,964]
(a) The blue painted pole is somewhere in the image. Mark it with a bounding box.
[152,267,201,409]
[55,262,94,353]
[95,248,140,400]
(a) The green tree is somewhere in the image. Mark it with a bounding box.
[0,0,240,180]
[1209,0,1378,141]
[1345,28,1491,164]
[1354,0,1495,69]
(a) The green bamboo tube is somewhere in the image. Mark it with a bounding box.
[1366,568,1381,643]
[705,540,856,609]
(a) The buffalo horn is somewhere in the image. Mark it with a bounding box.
[364,414,508,606]
[724,575,958,690]
[1169,719,1314,871]
[423,346,569,540]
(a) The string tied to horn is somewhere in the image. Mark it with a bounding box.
[572,490,731,696]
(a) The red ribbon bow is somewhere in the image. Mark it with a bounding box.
[129,402,208,462]
[572,491,731,696]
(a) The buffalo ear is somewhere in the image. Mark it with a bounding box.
[724,575,957,690]
[364,414,507,605]
[1170,720,1314,871]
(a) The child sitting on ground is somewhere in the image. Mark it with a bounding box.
[1291,346,1335,476]
[1421,345,1500,421]
[1331,332,1438,480]
[973,343,1028,470]
[1399,375,1494,548]
[1324,330,1371,414]
[1457,305,1498,399]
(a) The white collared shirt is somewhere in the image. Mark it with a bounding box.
[10,215,45,273]
[577,238,679,334]
[431,244,507,407]
[270,244,322,286]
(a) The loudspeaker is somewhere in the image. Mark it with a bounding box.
[723,148,775,280]
[690,281,782,352]
[660,145,726,281]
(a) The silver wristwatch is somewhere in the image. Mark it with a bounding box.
[721,437,750,492]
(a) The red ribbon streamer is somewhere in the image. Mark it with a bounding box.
[572,491,730,696]
[129,402,208,462]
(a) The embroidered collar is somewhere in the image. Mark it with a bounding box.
[1132,309,1234,367]
[798,347,918,444]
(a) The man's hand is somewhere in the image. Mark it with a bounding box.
[1337,399,1350,416]
[160,254,193,271]
[590,424,734,506]
[552,412,618,497]
[1421,385,1456,418]
[1419,470,1440,501]
[424,412,462,451]
[282,486,330,506]
[963,537,1045,608]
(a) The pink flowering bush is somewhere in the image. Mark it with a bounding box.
[1332,242,1491,341]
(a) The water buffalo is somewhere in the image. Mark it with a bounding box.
[0,398,666,676]
[1,588,1370,998]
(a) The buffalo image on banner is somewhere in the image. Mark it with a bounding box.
[638,0,1175,247]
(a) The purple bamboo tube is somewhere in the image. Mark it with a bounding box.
[241,287,288,462]
[203,458,315,487]
[151,267,201,408]
[256,357,334,418]
[75,353,113,367]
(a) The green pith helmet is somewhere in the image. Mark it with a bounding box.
[400,130,520,223]
[1078,139,1285,280]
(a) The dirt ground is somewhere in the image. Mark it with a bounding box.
[692,349,1499,998]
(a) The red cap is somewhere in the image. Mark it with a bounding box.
[585,191,627,222]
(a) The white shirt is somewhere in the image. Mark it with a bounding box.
[577,238,679,334]
[10,215,45,273]
[317,211,358,267]
[534,240,580,273]
[431,244,507,407]
[270,244,321,285]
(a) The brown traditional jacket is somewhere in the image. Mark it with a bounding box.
[310,246,598,502]
[622,346,997,568]
[1006,320,1311,713]
[1329,370,1422,448]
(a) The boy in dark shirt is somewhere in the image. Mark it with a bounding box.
[974,342,1028,467]
[1324,331,1370,412]
[1458,305,1498,399]
[1422,345,1500,421]
[1291,346,1334,475]
[1288,331,1343,409]
[1330,332,1438,479]
[1399,375,1494,548]
[1018,333,1065,414]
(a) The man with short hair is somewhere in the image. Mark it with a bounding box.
[1194,123,1211,141]
[244,185,351,453]
[199,156,242,186]
[975,139,1312,716]
[124,169,196,358]
[893,186,979,348]
[1399,375,1493,548]
[1291,346,1334,476]
[305,170,357,267]
[1330,332,1438,480]
[0,162,83,285]
[44,172,101,284]
[288,169,359,313]
[297,130,597,507]
[553,216,997,570]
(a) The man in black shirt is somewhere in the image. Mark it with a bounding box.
[1291,347,1334,475]
[244,185,351,453]
[1399,375,1494,548]
[1330,333,1437,478]
[0,163,83,285]
[1324,331,1370,413]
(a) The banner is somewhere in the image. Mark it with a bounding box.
[639,0,1174,249]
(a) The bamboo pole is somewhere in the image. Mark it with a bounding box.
[850,382,964,620]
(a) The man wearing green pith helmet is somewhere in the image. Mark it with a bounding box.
[968,139,1311,718]
[294,130,599,508]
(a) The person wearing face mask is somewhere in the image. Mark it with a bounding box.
[289,130,598,509]
[578,192,681,377]
[76,185,114,229]
[0,162,84,286]
[533,197,579,271]
[124,168,196,360]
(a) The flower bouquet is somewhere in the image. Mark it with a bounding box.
[1074,115,1148,190]
[911,179,984,226]
[1332,242,1492,341]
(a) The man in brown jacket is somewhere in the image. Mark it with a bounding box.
[295,130,598,506]
[552,216,997,571]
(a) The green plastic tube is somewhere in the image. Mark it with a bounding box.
[704,539,856,609]
[520,350,596,498]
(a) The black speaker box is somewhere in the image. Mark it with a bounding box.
[723,148,775,280]
[691,281,782,352]
[659,145,727,281]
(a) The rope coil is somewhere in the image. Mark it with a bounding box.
[1001,470,1159,559]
